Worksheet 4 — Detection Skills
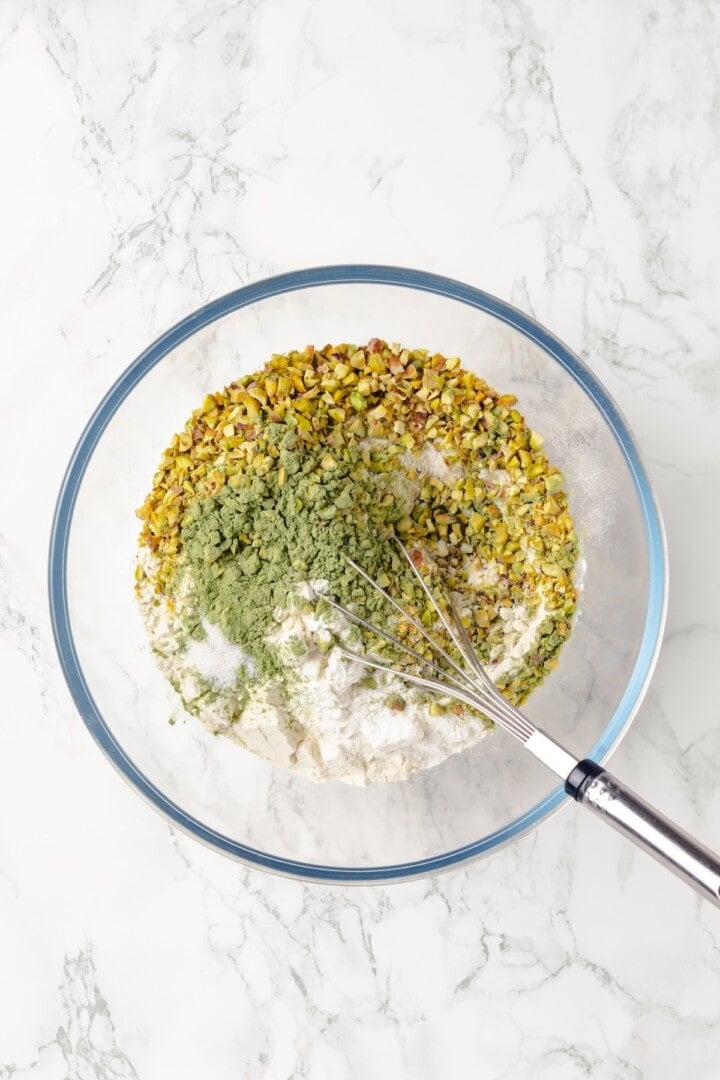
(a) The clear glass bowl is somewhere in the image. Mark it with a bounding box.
[49,266,666,882]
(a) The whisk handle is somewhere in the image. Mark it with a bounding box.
[566,761,720,909]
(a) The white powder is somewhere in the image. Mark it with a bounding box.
[465,556,501,588]
[137,563,494,784]
[401,443,462,481]
[489,599,548,679]
[137,568,552,787]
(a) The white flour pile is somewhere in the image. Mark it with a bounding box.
[137,559,549,785]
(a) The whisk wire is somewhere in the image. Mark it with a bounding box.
[335,646,505,718]
[394,540,471,668]
[440,598,534,737]
[332,544,536,744]
[345,557,476,690]
[392,541,532,736]
[392,541,535,739]
[324,596,472,697]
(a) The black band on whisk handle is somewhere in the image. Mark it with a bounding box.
[565,760,720,908]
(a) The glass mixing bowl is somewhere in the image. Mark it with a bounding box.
[49,266,666,882]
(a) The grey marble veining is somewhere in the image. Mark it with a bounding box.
[1,1,720,1077]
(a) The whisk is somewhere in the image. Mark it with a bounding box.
[327,541,720,908]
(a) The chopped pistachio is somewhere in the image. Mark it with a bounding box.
[136,338,577,709]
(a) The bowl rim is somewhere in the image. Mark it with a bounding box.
[48,264,668,883]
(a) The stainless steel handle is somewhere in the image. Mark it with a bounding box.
[574,768,720,908]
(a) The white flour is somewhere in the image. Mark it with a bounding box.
[401,442,463,481]
[489,599,548,679]
[138,563,494,783]
[137,552,550,786]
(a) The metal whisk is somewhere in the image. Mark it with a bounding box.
[327,541,720,909]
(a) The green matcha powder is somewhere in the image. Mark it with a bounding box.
[179,424,416,680]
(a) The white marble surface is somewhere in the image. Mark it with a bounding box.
[2,0,720,1076]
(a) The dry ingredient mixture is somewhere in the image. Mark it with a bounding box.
[135,340,577,784]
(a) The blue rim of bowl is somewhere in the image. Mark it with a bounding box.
[48,264,667,883]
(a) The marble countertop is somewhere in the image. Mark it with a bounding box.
[2,1,720,1076]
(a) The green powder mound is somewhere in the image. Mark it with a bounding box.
[178,436,420,679]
